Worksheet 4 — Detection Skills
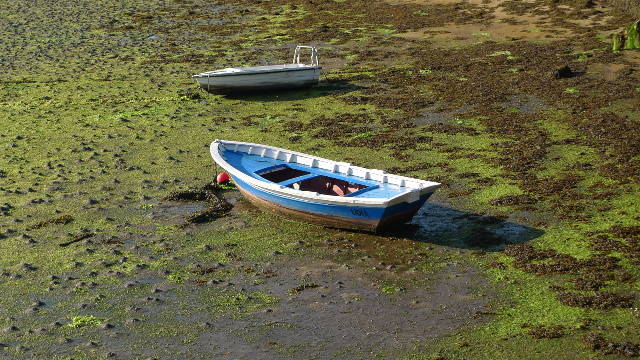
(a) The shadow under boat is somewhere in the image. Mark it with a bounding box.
[218,80,365,102]
[379,202,544,251]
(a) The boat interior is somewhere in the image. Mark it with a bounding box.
[222,149,409,199]
[257,166,368,197]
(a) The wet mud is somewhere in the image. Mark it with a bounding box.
[190,259,494,359]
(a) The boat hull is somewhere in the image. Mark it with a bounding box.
[196,68,321,93]
[233,175,432,232]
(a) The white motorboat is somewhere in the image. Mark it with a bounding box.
[192,46,321,93]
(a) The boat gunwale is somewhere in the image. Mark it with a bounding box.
[210,140,441,207]
[193,65,321,78]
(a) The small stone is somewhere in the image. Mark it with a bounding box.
[24,307,39,314]
[20,263,37,271]
[552,65,575,79]
[99,323,114,330]
[3,325,19,332]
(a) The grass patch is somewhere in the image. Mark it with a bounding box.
[67,315,104,328]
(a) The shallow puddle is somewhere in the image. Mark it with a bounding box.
[499,95,547,113]
[414,102,474,126]
[409,201,543,250]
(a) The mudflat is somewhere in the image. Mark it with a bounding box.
[0,0,639,359]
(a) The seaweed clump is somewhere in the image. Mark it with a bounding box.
[524,324,565,339]
[30,214,74,229]
[556,291,635,310]
[164,183,223,202]
[184,201,233,225]
[165,183,233,226]
[583,333,640,357]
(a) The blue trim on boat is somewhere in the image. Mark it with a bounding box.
[344,185,380,197]
[232,175,432,223]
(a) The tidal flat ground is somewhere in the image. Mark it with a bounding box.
[1,0,639,359]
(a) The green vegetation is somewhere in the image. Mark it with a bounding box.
[67,315,104,328]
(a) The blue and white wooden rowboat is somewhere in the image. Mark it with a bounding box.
[210,140,441,232]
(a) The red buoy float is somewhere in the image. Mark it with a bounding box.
[216,172,230,184]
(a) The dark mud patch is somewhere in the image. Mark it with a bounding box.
[194,258,495,359]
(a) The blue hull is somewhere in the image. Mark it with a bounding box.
[233,175,433,231]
